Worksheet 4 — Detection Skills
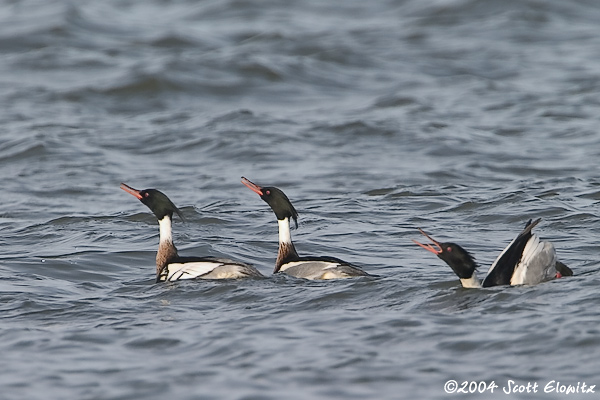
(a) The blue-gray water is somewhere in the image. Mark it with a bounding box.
[1,1,600,399]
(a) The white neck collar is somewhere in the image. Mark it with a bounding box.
[460,275,482,288]
[278,218,292,244]
[158,215,173,243]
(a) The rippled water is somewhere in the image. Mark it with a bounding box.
[2,0,600,399]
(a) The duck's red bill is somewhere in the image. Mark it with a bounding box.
[120,183,143,199]
[241,177,263,196]
[412,228,443,255]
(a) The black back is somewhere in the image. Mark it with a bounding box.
[482,219,540,287]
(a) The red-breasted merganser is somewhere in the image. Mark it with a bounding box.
[241,177,373,280]
[120,183,264,282]
[413,218,572,288]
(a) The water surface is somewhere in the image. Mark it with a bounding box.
[1,1,600,399]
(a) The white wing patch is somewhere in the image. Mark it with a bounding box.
[510,235,557,285]
[166,261,223,281]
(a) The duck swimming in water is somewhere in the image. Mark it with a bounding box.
[241,177,373,280]
[414,218,572,288]
[121,183,264,282]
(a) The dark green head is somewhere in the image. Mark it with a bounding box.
[413,229,478,279]
[241,177,298,228]
[120,183,184,221]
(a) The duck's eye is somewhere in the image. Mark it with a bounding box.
[446,246,452,252]
[265,190,271,195]
[144,192,150,198]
